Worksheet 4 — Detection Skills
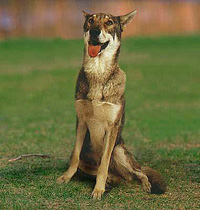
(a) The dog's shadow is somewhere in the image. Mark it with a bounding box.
[2,158,122,194]
[1,159,96,189]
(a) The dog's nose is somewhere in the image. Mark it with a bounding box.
[90,28,101,37]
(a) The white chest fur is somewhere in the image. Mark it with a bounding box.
[75,99,121,124]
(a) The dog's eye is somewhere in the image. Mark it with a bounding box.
[106,20,113,26]
[88,18,94,24]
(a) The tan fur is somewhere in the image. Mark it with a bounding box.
[57,119,87,184]
[57,10,166,199]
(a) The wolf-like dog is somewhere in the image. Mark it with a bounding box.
[57,10,166,199]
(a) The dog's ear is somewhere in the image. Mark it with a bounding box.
[82,10,91,20]
[118,10,137,31]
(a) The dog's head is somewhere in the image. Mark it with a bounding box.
[83,11,137,58]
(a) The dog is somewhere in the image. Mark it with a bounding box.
[57,10,166,200]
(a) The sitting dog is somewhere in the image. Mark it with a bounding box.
[57,10,166,200]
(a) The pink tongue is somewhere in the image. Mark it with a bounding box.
[88,44,101,58]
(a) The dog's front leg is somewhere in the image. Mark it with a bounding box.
[92,124,119,199]
[57,119,87,184]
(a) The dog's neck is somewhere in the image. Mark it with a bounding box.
[83,35,121,82]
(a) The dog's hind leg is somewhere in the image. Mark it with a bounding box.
[106,173,122,186]
[111,144,166,194]
[111,144,151,192]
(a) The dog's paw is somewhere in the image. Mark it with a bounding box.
[142,180,151,193]
[57,175,71,184]
[91,188,105,200]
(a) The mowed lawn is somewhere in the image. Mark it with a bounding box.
[0,35,200,209]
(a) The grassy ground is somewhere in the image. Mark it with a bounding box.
[0,35,200,209]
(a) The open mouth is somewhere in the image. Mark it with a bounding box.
[88,40,109,58]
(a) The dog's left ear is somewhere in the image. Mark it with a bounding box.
[118,10,137,31]
[82,10,90,20]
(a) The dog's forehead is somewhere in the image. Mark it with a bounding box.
[91,13,115,21]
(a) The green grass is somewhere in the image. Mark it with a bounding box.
[0,35,200,209]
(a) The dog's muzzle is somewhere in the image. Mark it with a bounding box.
[88,28,109,58]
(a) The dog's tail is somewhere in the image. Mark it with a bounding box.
[141,166,166,194]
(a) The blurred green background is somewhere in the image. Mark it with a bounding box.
[0,1,200,209]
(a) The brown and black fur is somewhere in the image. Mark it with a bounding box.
[57,10,166,199]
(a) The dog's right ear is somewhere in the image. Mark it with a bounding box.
[82,10,90,20]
